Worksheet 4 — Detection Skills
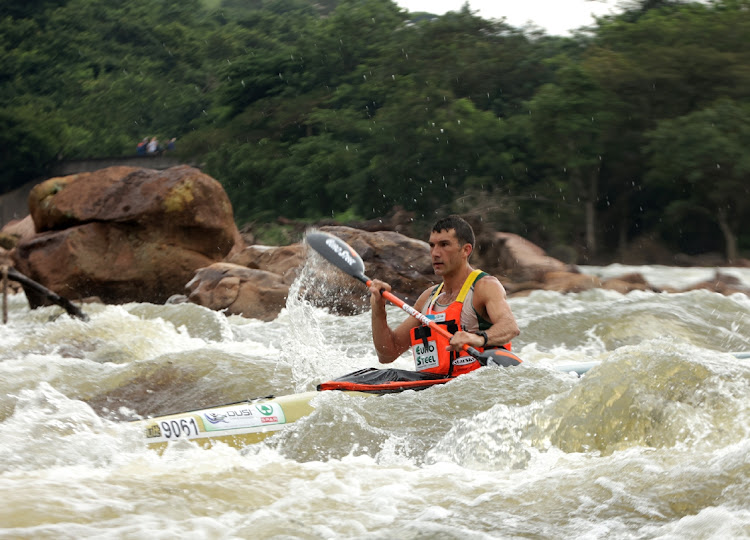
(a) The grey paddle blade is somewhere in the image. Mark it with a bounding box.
[305,231,369,284]
[482,348,523,368]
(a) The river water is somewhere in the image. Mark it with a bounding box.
[1,259,749,539]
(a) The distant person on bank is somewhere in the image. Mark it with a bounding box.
[136,138,148,155]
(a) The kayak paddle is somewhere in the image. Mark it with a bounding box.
[305,231,520,368]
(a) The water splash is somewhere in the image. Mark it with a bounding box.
[281,245,376,391]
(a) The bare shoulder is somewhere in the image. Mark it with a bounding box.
[474,274,508,300]
[473,273,517,331]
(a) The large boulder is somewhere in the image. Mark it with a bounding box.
[13,166,241,305]
[28,165,237,256]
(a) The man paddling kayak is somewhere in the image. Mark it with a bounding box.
[368,215,520,377]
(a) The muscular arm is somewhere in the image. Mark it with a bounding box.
[449,276,520,351]
[370,280,429,364]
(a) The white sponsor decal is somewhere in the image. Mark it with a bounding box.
[143,402,288,443]
[325,238,357,266]
[413,340,439,371]
[202,402,286,432]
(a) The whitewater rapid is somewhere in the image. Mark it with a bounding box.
[1,264,749,539]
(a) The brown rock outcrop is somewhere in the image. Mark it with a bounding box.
[13,166,241,305]
[505,271,603,297]
[226,244,306,285]
[0,215,35,248]
[191,224,750,319]
[316,225,437,304]
[601,272,655,294]
[476,231,570,281]
[186,262,289,321]
[541,271,602,293]
[28,165,236,256]
[209,226,438,318]
[681,271,750,296]
[601,278,652,294]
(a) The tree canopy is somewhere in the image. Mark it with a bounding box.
[2,0,749,262]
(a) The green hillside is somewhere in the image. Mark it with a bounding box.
[2,0,749,262]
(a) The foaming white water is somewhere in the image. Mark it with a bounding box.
[0,383,143,473]
[583,263,750,289]
[0,263,749,538]
[513,288,750,357]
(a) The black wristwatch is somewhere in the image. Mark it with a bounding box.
[477,331,488,348]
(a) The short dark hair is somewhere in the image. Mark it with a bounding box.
[431,215,475,249]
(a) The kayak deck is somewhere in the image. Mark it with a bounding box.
[135,353,749,451]
[135,364,578,451]
[139,391,344,452]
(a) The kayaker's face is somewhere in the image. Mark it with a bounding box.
[429,229,470,276]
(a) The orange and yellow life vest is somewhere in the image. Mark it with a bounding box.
[409,269,510,377]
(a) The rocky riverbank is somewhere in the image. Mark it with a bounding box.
[2,166,749,321]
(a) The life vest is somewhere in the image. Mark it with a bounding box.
[409,269,510,377]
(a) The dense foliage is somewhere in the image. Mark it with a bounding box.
[2,0,749,261]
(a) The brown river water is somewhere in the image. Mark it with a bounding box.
[1,262,749,539]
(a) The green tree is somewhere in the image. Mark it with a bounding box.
[0,107,60,192]
[645,98,750,262]
[1,0,217,169]
[582,0,750,257]
[526,59,617,258]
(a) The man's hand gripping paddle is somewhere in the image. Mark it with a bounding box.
[306,231,520,368]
